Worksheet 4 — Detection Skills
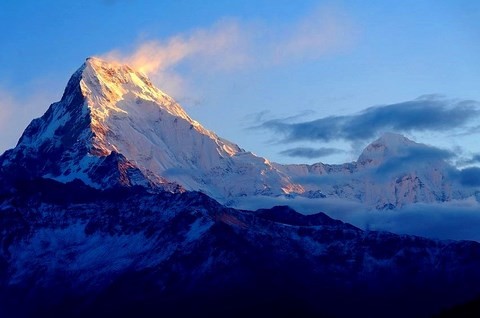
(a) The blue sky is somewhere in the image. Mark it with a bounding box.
[1,0,479,165]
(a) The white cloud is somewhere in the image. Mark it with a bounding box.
[0,85,58,153]
[0,89,14,128]
[0,88,21,152]
[100,5,357,99]
[272,6,357,63]
[101,19,251,98]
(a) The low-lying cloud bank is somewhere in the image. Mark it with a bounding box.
[232,195,480,242]
[459,167,480,187]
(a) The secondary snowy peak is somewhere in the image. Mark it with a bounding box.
[276,132,473,209]
[358,133,420,166]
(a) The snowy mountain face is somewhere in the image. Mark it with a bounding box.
[0,57,474,209]
[0,58,299,198]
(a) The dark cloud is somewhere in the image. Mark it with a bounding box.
[465,154,480,165]
[374,145,455,178]
[261,96,480,143]
[459,167,480,187]
[279,147,343,159]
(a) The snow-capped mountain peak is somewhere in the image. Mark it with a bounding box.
[357,132,418,166]
[76,57,242,160]
[1,58,301,198]
[81,57,191,122]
